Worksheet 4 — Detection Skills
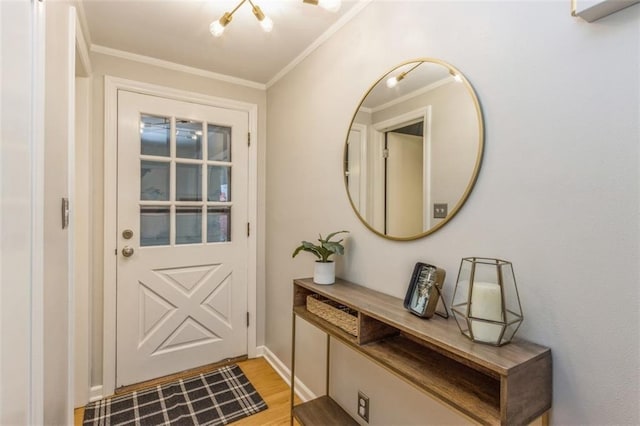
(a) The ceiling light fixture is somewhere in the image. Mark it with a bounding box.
[386,63,422,88]
[303,0,342,13]
[210,0,274,38]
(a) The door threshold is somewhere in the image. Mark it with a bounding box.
[115,354,248,395]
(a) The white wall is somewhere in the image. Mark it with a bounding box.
[266,1,639,424]
[87,52,267,389]
[74,76,92,406]
[44,2,74,424]
[0,1,44,424]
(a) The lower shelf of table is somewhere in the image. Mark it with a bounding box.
[292,395,359,426]
[294,305,502,424]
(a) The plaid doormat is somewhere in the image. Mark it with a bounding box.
[83,364,267,425]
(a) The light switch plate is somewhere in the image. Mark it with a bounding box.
[433,203,448,219]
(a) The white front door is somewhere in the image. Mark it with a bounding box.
[116,90,249,387]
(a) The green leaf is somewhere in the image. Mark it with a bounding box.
[323,241,344,256]
[292,231,349,262]
[292,245,304,258]
[292,241,322,260]
[324,230,349,242]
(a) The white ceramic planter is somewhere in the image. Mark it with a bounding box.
[314,261,335,285]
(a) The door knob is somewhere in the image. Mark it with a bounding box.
[122,246,135,257]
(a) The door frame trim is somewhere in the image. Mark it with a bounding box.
[103,76,259,396]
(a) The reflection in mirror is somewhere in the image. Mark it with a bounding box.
[344,59,483,240]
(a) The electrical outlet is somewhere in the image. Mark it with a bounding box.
[357,391,370,423]
[433,203,448,219]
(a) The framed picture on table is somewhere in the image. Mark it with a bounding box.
[403,262,447,319]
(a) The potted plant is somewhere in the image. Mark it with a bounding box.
[292,230,349,285]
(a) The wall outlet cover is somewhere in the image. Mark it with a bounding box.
[357,390,370,423]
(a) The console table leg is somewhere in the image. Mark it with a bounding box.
[325,334,331,395]
[541,411,550,426]
[290,312,297,426]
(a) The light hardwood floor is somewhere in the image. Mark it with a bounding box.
[74,357,300,425]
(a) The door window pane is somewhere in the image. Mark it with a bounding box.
[176,207,202,244]
[208,207,231,243]
[140,207,170,246]
[207,124,231,162]
[176,164,202,201]
[208,165,231,202]
[140,115,170,157]
[141,160,170,201]
[176,119,203,159]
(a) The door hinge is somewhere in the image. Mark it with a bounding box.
[247,222,250,237]
[61,197,70,229]
[383,148,389,158]
[248,132,251,147]
[246,312,250,327]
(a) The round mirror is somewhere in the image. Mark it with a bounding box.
[344,58,484,240]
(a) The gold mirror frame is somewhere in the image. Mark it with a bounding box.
[343,58,484,241]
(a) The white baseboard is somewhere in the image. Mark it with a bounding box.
[89,385,103,402]
[262,346,316,402]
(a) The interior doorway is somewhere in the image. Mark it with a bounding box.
[385,121,425,236]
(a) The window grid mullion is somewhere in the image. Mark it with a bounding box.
[206,160,232,167]
[170,116,176,246]
[202,121,208,244]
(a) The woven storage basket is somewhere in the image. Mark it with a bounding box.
[306,294,358,336]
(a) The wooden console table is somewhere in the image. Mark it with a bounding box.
[290,277,552,426]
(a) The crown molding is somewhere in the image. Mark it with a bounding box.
[265,0,373,89]
[90,45,267,91]
[74,12,92,76]
[370,77,453,113]
[86,0,371,91]
[74,0,92,46]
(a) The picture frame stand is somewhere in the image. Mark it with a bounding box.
[433,285,450,319]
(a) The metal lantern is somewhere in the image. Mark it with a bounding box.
[451,257,523,346]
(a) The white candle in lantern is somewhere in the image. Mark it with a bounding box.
[470,281,503,343]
